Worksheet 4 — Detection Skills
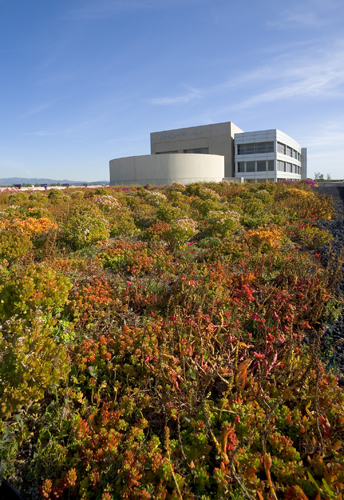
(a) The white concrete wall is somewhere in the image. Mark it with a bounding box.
[109,154,225,186]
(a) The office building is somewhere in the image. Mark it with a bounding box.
[235,129,304,182]
[109,122,307,185]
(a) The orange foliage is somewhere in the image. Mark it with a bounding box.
[0,217,58,235]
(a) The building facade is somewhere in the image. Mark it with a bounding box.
[109,121,307,186]
[150,121,244,178]
[234,129,304,182]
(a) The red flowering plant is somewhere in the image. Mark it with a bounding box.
[0,182,344,500]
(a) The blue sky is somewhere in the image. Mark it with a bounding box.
[1,0,344,181]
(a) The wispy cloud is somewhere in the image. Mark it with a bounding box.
[237,43,344,108]
[31,115,108,138]
[267,11,322,28]
[69,0,201,20]
[18,102,54,119]
[149,88,203,105]
[213,68,273,92]
[303,122,344,148]
[37,71,78,88]
[70,1,149,19]
[148,41,344,111]
[266,0,342,29]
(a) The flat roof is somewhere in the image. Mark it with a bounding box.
[151,121,236,135]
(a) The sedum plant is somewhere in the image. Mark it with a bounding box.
[206,209,241,236]
[62,204,109,249]
[162,215,198,245]
[0,181,344,500]
[298,226,333,250]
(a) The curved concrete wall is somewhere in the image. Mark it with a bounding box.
[109,154,225,186]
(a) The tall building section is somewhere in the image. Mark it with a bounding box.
[150,122,244,178]
[301,148,308,180]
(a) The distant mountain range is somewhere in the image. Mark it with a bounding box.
[0,177,108,186]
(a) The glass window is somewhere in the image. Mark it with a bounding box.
[238,162,245,173]
[277,161,285,171]
[246,161,255,172]
[257,161,266,171]
[237,142,274,155]
[277,142,285,154]
[293,150,298,159]
[286,163,292,172]
[255,142,274,153]
[185,148,209,154]
[240,144,255,154]
[286,146,292,157]
[268,160,274,171]
[157,151,178,154]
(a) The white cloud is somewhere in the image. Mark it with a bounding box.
[238,46,344,108]
[267,11,321,28]
[69,0,205,20]
[18,102,54,119]
[37,71,78,88]
[70,1,149,19]
[213,68,274,92]
[297,122,344,178]
[266,0,343,29]
[148,41,344,113]
[149,88,203,105]
[31,115,107,137]
[303,122,344,148]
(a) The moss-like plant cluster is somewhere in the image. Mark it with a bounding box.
[0,180,343,500]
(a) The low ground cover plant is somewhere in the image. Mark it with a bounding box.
[0,180,344,500]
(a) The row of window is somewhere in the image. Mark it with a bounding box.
[277,161,301,174]
[237,142,274,155]
[238,160,302,175]
[185,148,209,154]
[156,151,178,154]
[156,148,209,154]
[277,142,301,160]
[277,178,300,182]
[245,178,300,183]
[237,141,301,162]
[245,179,274,183]
[237,160,275,173]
